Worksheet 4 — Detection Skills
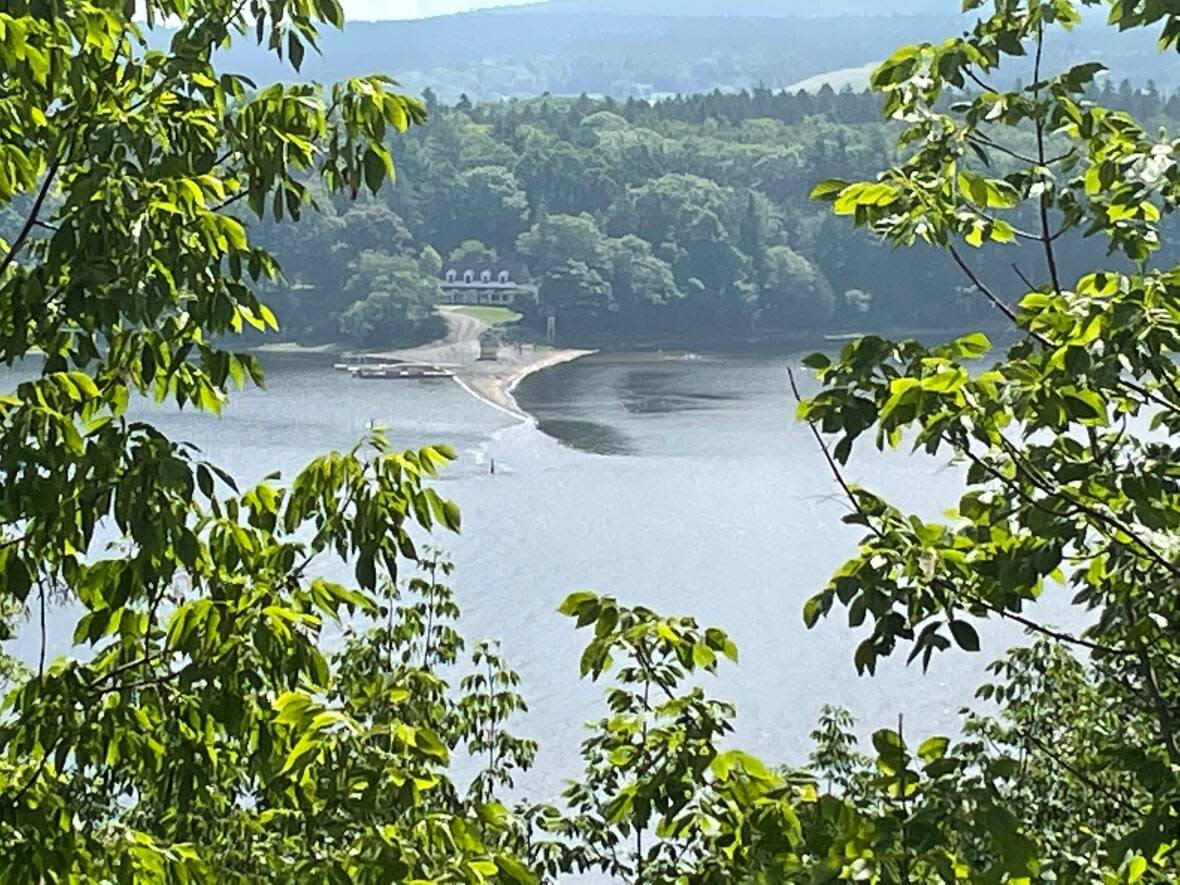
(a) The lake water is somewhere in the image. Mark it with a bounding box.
[5,350,1071,801]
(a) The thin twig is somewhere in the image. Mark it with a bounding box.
[0,160,61,278]
[898,712,910,885]
[99,670,185,695]
[1098,416,1128,463]
[0,533,27,552]
[973,212,1042,243]
[37,574,47,678]
[6,742,55,809]
[966,132,1038,167]
[1018,726,1143,817]
[964,68,995,94]
[86,653,159,691]
[1032,25,1064,300]
[787,368,882,539]
[1134,643,1180,764]
[966,593,1125,657]
[1010,263,1036,292]
[210,190,249,214]
[969,258,1179,418]
[1019,726,1146,816]
[948,245,1051,346]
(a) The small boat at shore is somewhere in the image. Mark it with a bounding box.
[354,363,453,380]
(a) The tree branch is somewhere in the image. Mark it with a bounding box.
[788,370,1128,658]
[86,653,161,691]
[964,68,996,94]
[1032,25,1064,302]
[965,132,1038,167]
[0,160,61,279]
[98,669,185,695]
[962,260,1179,420]
[37,574,46,679]
[1010,263,1036,292]
[995,436,1180,581]
[787,368,883,539]
[5,740,56,809]
[948,245,1051,346]
[210,189,249,214]
[1017,726,1143,817]
[1122,600,1180,765]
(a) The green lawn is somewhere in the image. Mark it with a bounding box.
[445,305,523,327]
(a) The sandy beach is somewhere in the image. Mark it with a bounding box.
[252,309,592,419]
[385,308,594,421]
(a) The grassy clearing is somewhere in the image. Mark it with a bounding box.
[446,305,523,327]
[787,62,877,94]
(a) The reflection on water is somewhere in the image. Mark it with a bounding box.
[620,368,740,416]
[534,418,634,456]
[519,356,753,454]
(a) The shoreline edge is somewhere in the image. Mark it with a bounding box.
[454,348,596,423]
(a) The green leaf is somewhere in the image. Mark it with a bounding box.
[810,178,849,201]
[281,733,321,774]
[558,591,598,617]
[288,32,305,72]
[691,642,717,669]
[495,855,538,885]
[441,500,461,532]
[917,735,949,763]
[949,620,980,652]
[872,728,905,760]
[1063,389,1106,423]
[363,148,385,194]
[356,551,377,591]
[952,331,991,358]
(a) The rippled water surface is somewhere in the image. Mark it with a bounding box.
[6,351,1074,799]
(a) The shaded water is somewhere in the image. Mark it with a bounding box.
[5,351,1073,800]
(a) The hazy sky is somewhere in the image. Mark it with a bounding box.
[340,0,533,19]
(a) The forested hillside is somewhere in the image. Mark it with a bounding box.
[259,80,1180,347]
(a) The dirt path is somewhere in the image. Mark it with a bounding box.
[376,307,488,366]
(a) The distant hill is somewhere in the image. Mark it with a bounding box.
[210,12,961,99]
[506,0,951,16]
[199,7,1173,103]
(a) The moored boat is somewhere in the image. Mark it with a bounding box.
[354,363,453,380]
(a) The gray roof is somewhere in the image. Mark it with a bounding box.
[442,258,531,281]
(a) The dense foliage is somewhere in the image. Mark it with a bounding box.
[263,77,1180,348]
[3,0,1180,882]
